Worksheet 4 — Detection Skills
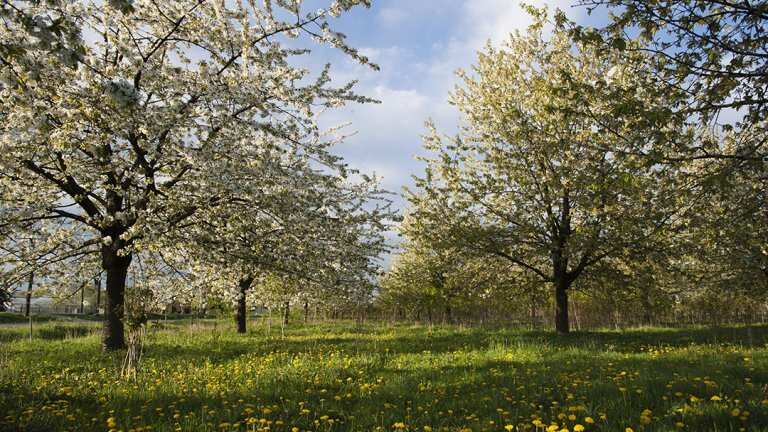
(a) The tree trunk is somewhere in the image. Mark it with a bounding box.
[80,283,85,314]
[554,276,570,334]
[572,297,581,331]
[282,301,290,326]
[553,189,573,335]
[640,286,653,326]
[94,275,101,315]
[24,271,33,317]
[101,247,132,351]
[303,300,309,324]
[235,277,253,334]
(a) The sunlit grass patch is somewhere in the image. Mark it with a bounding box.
[1,321,767,431]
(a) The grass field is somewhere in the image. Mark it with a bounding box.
[1,319,767,432]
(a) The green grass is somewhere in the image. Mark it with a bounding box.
[0,312,69,324]
[1,320,767,432]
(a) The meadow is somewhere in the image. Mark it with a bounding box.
[1,318,768,432]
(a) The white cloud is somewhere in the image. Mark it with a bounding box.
[328,1,586,201]
[311,1,592,264]
[462,0,565,47]
[322,85,452,182]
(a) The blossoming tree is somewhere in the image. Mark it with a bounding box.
[162,148,393,333]
[0,0,376,350]
[408,13,684,333]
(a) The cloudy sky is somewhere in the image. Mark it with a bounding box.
[309,0,596,211]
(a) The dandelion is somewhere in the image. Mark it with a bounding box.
[574,425,585,432]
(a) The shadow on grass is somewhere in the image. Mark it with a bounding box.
[4,325,767,432]
[134,323,768,366]
[0,323,101,343]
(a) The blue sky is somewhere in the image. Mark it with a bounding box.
[309,1,594,211]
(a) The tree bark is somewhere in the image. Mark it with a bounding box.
[94,275,101,316]
[554,275,570,334]
[553,190,573,335]
[24,271,33,317]
[282,301,290,326]
[101,246,132,351]
[235,276,254,334]
[572,296,581,331]
[640,286,653,326]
